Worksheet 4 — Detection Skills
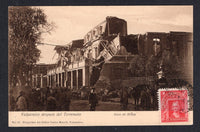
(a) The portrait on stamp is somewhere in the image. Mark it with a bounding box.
[159,89,189,122]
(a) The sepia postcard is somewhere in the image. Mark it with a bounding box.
[8,6,193,126]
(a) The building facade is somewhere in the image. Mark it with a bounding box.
[39,16,193,90]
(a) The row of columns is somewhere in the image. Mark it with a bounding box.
[47,67,89,89]
[32,73,44,88]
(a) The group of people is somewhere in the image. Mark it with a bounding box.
[9,87,72,111]
[45,88,71,111]
[119,73,168,111]
[9,89,30,111]
[9,84,164,111]
[9,86,99,111]
[46,87,99,111]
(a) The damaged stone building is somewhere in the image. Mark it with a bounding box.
[43,16,192,91]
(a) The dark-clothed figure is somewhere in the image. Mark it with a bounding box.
[151,85,158,110]
[15,91,28,111]
[45,87,50,105]
[89,88,98,111]
[151,71,168,110]
[140,88,151,110]
[33,88,41,105]
[46,93,57,111]
[120,87,128,110]
[9,89,15,111]
[60,89,71,111]
[131,86,142,110]
[54,89,62,110]
[156,71,168,88]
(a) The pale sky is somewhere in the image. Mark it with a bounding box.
[36,6,193,64]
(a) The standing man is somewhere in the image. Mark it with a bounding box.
[60,88,71,111]
[15,90,28,111]
[89,88,98,111]
[120,87,129,110]
[46,92,57,111]
[9,89,15,111]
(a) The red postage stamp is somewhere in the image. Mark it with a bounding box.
[159,89,188,122]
